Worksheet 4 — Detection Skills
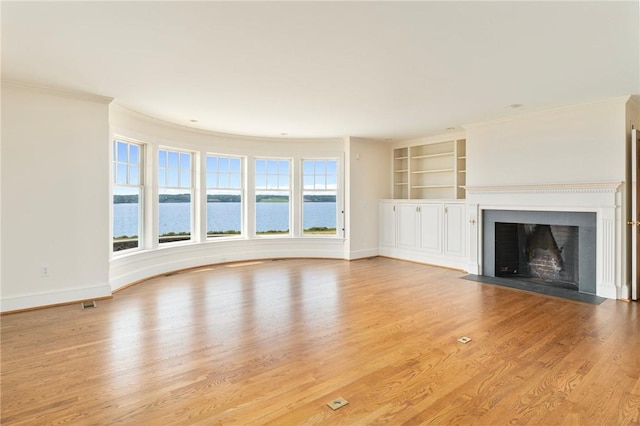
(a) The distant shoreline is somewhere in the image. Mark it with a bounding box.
[114,194,337,204]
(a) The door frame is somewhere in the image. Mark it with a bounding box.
[631,128,639,300]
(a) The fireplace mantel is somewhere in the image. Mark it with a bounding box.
[464,181,621,196]
[464,181,625,299]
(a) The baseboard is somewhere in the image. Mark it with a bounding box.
[1,284,112,313]
[110,239,348,292]
[347,248,379,260]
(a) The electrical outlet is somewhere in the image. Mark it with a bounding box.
[41,266,49,277]
[457,336,472,344]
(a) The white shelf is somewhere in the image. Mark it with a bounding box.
[393,140,466,200]
[411,152,454,160]
[412,168,454,174]
[411,185,455,189]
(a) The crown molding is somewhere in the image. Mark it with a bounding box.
[2,79,113,104]
[110,103,344,144]
[463,96,632,130]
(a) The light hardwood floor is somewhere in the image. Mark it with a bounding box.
[1,257,639,425]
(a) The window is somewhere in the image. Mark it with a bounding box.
[206,155,243,237]
[112,140,143,252]
[302,159,338,235]
[255,158,291,235]
[158,149,193,244]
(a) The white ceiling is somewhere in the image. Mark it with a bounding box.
[2,1,639,140]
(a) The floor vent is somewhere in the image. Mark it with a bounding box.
[81,300,97,310]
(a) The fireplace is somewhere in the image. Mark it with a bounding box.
[483,210,597,294]
[495,223,579,289]
[466,182,623,300]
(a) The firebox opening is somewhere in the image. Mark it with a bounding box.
[495,222,579,290]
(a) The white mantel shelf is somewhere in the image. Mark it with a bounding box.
[464,181,622,195]
[465,181,626,300]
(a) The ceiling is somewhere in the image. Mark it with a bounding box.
[2,1,638,140]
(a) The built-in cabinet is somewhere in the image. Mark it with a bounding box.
[379,201,397,248]
[393,139,466,200]
[379,200,467,270]
[385,137,467,270]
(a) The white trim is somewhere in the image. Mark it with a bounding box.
[464,182,622,195]
[111,103,343,144]
[1,284,112,313]
[2,79,113,104]
[463,96,631,130]
[348,248,379,260]
[467,181,624,299]
[109,238,348,292]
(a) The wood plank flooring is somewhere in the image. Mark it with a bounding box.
[1,257,639,425]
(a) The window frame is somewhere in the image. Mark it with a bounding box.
[205,153,244,239]
[157,147,195,245]
[254,157,292,237]
[301,157,340,238]
[112,139,145,254]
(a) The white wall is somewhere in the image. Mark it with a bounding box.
[464,96,630,299]
[345,137,390,259]
[466,97,628,186]
[1,83,112,311]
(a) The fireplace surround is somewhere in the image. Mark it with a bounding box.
[483,209,597,294]
[465,182,624,299]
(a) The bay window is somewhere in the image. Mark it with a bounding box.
[302,159,338,235]
[112,140,143,252]
[158,148,193,244]
[206,154,243,237]
[255,158,291,235]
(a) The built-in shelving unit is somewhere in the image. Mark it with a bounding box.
[455,139,466,199]
[393,147,409,199]
[392,139,466,199]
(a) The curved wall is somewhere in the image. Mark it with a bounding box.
[0,82,389,312]
[109,105,349,292]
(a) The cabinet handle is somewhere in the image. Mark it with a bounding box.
[444,207,448,214]
[393,205,395,212]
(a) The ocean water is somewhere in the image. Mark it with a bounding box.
[113,202,337,237]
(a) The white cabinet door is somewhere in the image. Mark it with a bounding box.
[397,204,419,250]
[419,203,442,254]
[444,203,465,257]
[379,201,397,247]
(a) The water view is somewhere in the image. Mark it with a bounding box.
[113,202,337,237]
